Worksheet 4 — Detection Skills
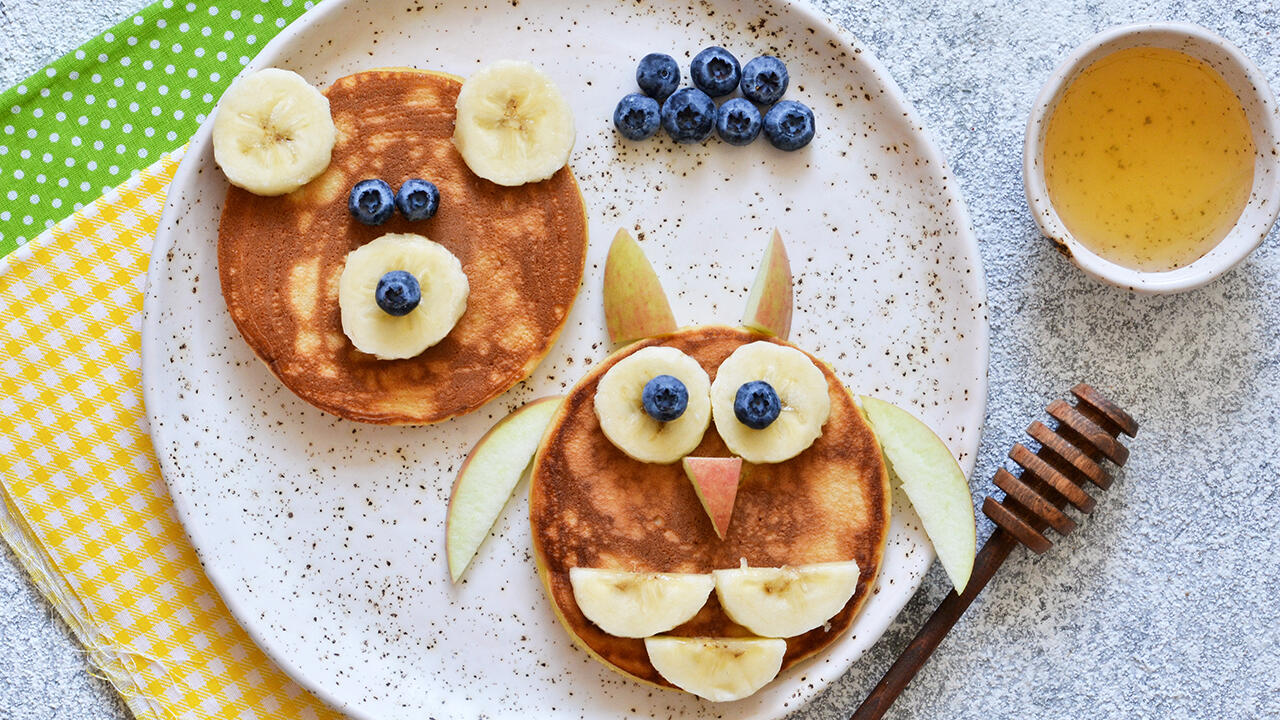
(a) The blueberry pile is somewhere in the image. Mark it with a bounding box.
[613,48,814,151]
[348,178,441,225]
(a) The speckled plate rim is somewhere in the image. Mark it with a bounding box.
[140,0,990,716]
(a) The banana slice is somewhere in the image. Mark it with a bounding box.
[644,636,786,702]
[594,346,711,464]
[453,60,576,186]
[710,341,831,464]
[211,68,336,196]
[712,561,860,638]
[338,233,469,360]
[569,567,713,638]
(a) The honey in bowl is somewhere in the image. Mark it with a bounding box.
[1042,46,1255,272]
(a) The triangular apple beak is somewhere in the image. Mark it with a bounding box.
[681,456,743,540]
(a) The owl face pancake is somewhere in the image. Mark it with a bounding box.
[528,325,890,689]
[217,69,588,424]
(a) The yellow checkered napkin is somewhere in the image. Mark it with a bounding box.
[0,150,341,720]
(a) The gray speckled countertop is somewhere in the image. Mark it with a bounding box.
[2,0,1278,718]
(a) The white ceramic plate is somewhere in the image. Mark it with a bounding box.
[142,0,988,717]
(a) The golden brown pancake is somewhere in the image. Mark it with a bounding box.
[218,69,588,424]
[529,325,890,689]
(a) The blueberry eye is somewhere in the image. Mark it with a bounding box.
[375,270,421,316]
[348,179,395,225]
[394,179,440,222]
[734,380,781,429]
[642,374,689,422]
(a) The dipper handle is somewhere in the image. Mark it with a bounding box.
[850,384,1137,720]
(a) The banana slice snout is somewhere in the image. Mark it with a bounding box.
[338,233,469,360]
[212,68,337,196]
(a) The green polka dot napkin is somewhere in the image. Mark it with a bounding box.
[0,0,320,258]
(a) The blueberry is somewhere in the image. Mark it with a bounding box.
[734,380,781,430]
[642,374,689,422]
[740,56,789,105]
[395,179,440,222]
[660,88,716,143]
[348,179,395,225]
[690,46,741,97]
[636,53,681,101]
[375,270,421,317]
[715,98,762,146]
[614,93,662,141]
[762,100,815,151]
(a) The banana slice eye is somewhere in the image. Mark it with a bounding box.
[594,346,712,464]
[710,341,831,464]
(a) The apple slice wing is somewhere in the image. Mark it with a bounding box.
[446,397,564,582]
[603,228,677,345]
[741,229,793,340]
[859,396,976,594]
[681,456,742,539]
[644,636,786,702]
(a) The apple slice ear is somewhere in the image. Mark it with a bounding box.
[741,229,793,340]
[603,228,677,345]
[682,457,742,539]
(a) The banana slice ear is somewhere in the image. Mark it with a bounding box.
[602,228,678,345]
[740,229,793,340]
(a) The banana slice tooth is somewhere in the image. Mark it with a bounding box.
[338,233,469,360]
[712,561,860,638]
[569,567,713,638]
[644,636,786,702]
[594,346,712,464]
[710,341,831,464]
[211,68,336,196]
[453,60,576,186]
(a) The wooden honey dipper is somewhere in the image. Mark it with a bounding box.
[851,383,1138,719]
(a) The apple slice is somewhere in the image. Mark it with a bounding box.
[741,229,793,339]
[712,561,860,638]
[644,636,786,702]
[446,397,564,582]
[569,567,714,638]
[681,456,742,539]
[603,228,677,345]
[859,396,976,594]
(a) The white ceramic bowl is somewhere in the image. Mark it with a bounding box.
[1024,23,1280,293]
